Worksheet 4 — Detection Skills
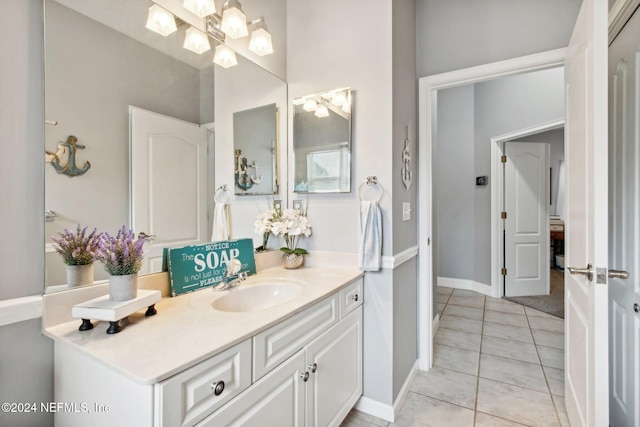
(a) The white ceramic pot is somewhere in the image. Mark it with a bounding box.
[109,273,138,301]
[66,263,94,287]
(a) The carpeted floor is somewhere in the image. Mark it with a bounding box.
[503,268,565,318]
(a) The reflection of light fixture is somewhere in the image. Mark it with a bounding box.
[303,99,317,112]
[331,91,347,107]
[184,27,211,54]
[221,0,248,39]
[213,44,238,68]
[248,18,273,56]
[183,0,216,18]
[145,4,177,36]
[315,104,329,118]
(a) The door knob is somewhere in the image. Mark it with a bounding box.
[608,269,629,279]
[568,264,593,281]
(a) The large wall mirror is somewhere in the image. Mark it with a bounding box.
[292,88,352,193]
[44,0,287,293]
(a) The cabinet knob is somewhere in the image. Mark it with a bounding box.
[300,371,309,382]
[351,294,359,302]
[308,363,318,373]
[634,303,640,313]
[211,381,225,396]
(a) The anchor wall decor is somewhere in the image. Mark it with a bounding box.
[234,149,263,191]
[46,135,91,177]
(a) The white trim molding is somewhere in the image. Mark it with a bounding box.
[609,0,640,44]
[438,277,492,297]
[0,295,43,327]
[355,360,419,422]
[381,245,419,269]
[418,48,566,372]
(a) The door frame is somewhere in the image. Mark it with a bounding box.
[417,49,566,370]
[490,120,564,298]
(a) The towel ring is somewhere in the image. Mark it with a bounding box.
[214,185,233,205]
[359,176,384,202]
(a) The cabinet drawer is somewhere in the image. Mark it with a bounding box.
[156,339,251,427]
[253,294,338,381]
[339,278,363,319]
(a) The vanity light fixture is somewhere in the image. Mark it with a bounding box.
[248,18,273,56]
[331,91,347,107]
[302,99,317,112]
[315,103,329,118]
[220,0,249,39]
[213,44,238,68]
[145,4,177,36]
[184,26,211,54]
[183,0,215,18]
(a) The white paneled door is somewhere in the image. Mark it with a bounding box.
[504,141,550,297]
[130,107,209,274]
[563,0,609,425]
[608,5,640,426]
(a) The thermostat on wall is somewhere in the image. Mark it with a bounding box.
[476,176,488,186]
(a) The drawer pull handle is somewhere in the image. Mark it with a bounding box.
[300,371,309,382]
[211,381,225,396]
[309,363,318,373]
[351,294,359,302]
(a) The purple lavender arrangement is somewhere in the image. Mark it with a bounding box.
[96,226,148,276]
[51,225,101,266]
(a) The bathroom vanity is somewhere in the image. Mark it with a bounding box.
[44,266,363,427]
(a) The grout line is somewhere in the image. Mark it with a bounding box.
[472,293,486,426]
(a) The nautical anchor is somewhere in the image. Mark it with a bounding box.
[249,161,263,184]
[234,149,253,191]
[401,127,412,190]
[48,135,91,177]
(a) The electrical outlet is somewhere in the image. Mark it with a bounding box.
[403,202,411,221]
[293,200,303,213]
[274,200,282,212]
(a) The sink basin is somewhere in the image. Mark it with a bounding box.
[212,282,303,312]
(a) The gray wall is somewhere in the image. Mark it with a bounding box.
[416,0,582,77]
[436,68,564,286]
[0,0,53,425]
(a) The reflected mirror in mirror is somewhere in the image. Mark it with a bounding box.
[44,0,286,292]
[293,88,352,193]
[233,103,278,195]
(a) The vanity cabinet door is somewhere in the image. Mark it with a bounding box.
[305,306,362,427]
[197,349,306,427]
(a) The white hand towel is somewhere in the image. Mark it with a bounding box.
[359,200,382,271]
[211,203,230,242]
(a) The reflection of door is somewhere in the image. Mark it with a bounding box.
[130,107,208,274]
[608,7,640,426]
[504,141,549,297]
[564,0,609,424]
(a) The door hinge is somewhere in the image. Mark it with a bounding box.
[501,155,507,163]
[501,212,507,219]
[501,268,507,276]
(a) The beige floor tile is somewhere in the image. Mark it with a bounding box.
[437,294,451,304]
[474,412,528,426]
[481,335,540,364]
[527,316,564,334]
[437,303,446,316]
[433,344,480,375]
[437,286,454,296]
[532,329,564,349]
[476,378,560,427]
[537,345,564,369]
[435,328,482,351]
[443,304,484,321]
[485,299,526,314]
[525,306,559,319]
[391,392,475,427]
[439,314,484,334]
[340,409,389,427]
[543,365,564,397]
[411,367,478,409]
[479,354,548,392]
[483,322,534,344]
[553,395,570,427]
[484,310,529,328]
[452,288,484,298]
[449,295,486,309]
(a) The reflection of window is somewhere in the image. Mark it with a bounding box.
[305,146,350,192]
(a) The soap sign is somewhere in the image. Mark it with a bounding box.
[166,239,256,296]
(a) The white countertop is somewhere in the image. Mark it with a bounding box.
[44,266,362,385]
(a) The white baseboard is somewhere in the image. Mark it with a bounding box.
[355,359,419,422]
[438,277,492,296]
[0,295,43,327]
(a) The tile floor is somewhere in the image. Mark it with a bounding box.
[341,287,567,427]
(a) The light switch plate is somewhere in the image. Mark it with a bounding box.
[293,200,303,213]
[403,202,411,221]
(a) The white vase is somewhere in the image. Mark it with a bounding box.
[109,273,138,301]
[66,264,94,287]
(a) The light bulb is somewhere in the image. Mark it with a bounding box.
[315,104,329,118]
[183,27,211,54]
[145,5,177,37]
[221,1,248,39]
[213,44,238,68]
[303,99,317,112]
[183,0,216,18]
[331,91,347,107]
[249,27,273,56]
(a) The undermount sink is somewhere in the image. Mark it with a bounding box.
[211,282,303,312]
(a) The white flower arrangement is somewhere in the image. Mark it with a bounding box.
[255,206,312,254]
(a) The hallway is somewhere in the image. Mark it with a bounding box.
[342,287,567,426]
